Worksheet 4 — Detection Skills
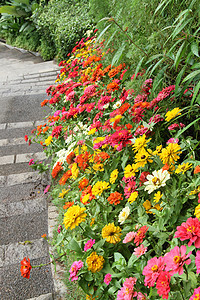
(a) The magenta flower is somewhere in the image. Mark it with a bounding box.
[137,292,147,300]
[195,251,200,274]
[156,271,171,299]
[69,260,84,281]
[84,239,95,251]
[29,159,34,165]
[174,217,200,248]
[133,244,148,258]
[117,277,137,300]
[142,256,166,287]
[44,185,50,194]
[57,225,63,233]
[189,286,200,300]
[164,245,191,275]
[104,273,112,285]
[166,138,179,144]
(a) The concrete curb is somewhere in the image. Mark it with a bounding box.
[0,41,41,57]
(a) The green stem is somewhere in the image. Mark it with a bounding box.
[109,17,148,57]
[32,252,67,268]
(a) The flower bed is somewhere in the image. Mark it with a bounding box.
[23,32,200,299]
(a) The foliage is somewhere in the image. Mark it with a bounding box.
[25,34,200,299]
[32,0,93,61]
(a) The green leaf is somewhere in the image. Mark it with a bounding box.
[149,58,164,76]
[114,252,126,266]
[191,41,199,57]
[174,41,186,70]
[105,29,117,48]
[133,57,144,80]
[190,81,200,106]
[111,42,126,66]
[175,117,200,139]
[175,66,186,95]
[182,69,200,83]
[0,5,21,16]
[96,24,112,43]
[171,17,193,39]
[68,238,82,255]
[128,253,138,267]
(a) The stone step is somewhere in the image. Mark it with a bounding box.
[0,257,54,300]
[0,162,34,176]
[0,142,42,156]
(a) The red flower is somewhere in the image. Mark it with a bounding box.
[107,192,123,205]
[143,256,166,287]
[134,225,149,246]
[156,271,171,299]
[174,217,200,248]
[24,135,28,142]
[20,257,32,279]
[52,126,63,139]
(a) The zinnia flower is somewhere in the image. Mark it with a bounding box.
[134,225,149,246]
[144,169,170,194]
[164,245,191,275]
[159,143,182,165]
[104,273,112,285]
[86,251,104,273]
[107,192,123,205]
[69,260,84,281]
[195,251,200,274]
[20,257,32,279]
[84,239,95,251]
[174,217,200,248]
[142,256,166,287]
[63,205,87,230]
[133,244,148,258]
[132,134,151,153]
[123,231,136,243]
[128,191,138,203]
[156,271,171,299]
[117,277,137,300]
[175,162,192,174]
[92,181,110,196]
[45,135,53,146]
[102,223,122,244]
[189,286,200,300]
[118,207,130,224]
[110,169,119,184]
[165,107,181,122]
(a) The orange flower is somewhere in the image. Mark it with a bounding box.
[107,192,123,205]
[59,170,72,185]
[80,185,95,205]
[103,64,111,74]
[51,162,63,178]
[107,79,120,93]
[162,164,170,171]
[119,103,131,115]
[63,201,74,209]
[20,257,32,279]
[66,152,75,164]
[79,177,89,190]
[194,166,200,174]
[43,126,49,133]
[41,234,47,238]
[94,152,110,163]
[125,123,133,130]
[41,99,49,107]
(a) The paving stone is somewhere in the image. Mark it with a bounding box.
[7,171,41,186]
[0,210,48,245]
[28,293,53,300]
[7,121,34,129]
[0,162,35,176]
[0,123,6,130]
[0,138,9,146]
[16,152,46,163]
[0,196,46,218]
[0,182,45,204]
[0,175,6,187]
[0,127,35,139]
[0,142,42,156]
[0,154,14,165]
[0,257,54,300]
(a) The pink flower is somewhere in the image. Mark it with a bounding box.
[117,277,137,300]
[69,260,84,281]
[134,226,149,246]
[44,185,50,194]
[29,159,34,166]
[133,244,148,258]
[174,217,200,248]
[189,287,200,300]
[164,245,191,275]
[52,126,62,139]
[168,123,180,130]
[57,225,62,233]
[84,239,95,251]
[137,292,147,300]
[142,256,166,287]
[104,273,112,285]
[123,231,136,243]
[195,251,200,274]
[156,271,171,299]
[166,138,179,144]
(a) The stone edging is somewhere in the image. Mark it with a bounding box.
[0,40,41,57]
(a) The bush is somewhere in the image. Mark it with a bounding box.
[33,0,94,61]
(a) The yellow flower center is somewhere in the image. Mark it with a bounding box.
[173,255,181,264]
[152,177,160,185]
[187,226,195,232]
[151,265,158,272]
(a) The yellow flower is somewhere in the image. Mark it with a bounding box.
[154,203,163,211]
[128,191,138,204]
[63,205,87,230]
[195,204,200,219]
[153,191,163,203]
[59,189,69,198]
[92,181,110,196]
[82,194,90,204]
[110,115,122,123]
[153,145,162,156]
[132,134,151,153]
[93,163,104,172]
[189,186,200,195]
[71,163,79,179]
[102,223,121,244]
[110,169,119,184]
[175,162,192,174]
[159,143,182,165]
[81,144,88,152]
[86,251,104,273]
[124,163,139,178]
[134,149,153,167]
[88,128,97,135]
[143,200,152,212]
[90,217,95,226]
[165,107,181,122]
[45,135,52,146]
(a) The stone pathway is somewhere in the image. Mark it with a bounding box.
[0,42,63,299]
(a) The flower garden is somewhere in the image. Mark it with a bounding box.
[20,31,200,300]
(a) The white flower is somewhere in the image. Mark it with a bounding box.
[118,207,130,224]
[103,103,110,109]
[144,169,170,194]
[113,100,122,110]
